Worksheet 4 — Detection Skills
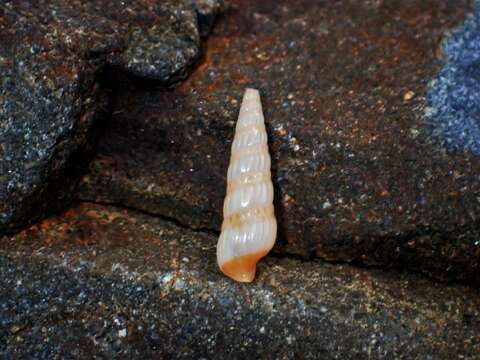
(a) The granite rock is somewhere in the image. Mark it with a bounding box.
[0,0,222,234]
[78,0,480,283]
[1,202,479,358]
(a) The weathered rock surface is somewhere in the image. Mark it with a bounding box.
[0,202,479,359]
[0,0,222,234]
[427,0,480,154]
[79,0,480,283]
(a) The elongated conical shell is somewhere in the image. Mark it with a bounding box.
[217,88,277,282]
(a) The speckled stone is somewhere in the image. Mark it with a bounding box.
[427,0,480,154]
[78,0,480,283]
[0,0,222,234]
[0,203,478,358]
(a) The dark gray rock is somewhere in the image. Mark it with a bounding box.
[188,0,225,36]
[0,0,222,234]
[0,13,105,234]
[113,3,201,83]
[0,202,478,358]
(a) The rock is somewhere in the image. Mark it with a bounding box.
[0,0,222,234]
[426,0,480,154]
[188,0,225,36]
[0,9,106,234]
[78,0,480,283]
[0,202,478,358]
[112,2,201,83]
[78,88,228,231]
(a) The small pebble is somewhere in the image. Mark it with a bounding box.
[403,91,415,101]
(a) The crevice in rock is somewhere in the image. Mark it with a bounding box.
[78,199,220,237]
[0,0,225,235]
[5,0,478,288]
[76,200,479,288]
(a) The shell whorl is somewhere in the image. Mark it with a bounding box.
[217,88,277,282]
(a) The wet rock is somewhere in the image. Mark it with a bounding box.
[0,203,478,358]
[78,0,480,283]
[0,0,222,234]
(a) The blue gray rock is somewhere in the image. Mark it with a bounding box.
[427,0,480,154]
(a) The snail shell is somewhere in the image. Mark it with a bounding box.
[217,88,277,282]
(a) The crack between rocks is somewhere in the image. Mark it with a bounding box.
[3,2,474,288]
[75,200,358,272]
[75,200,331,267]
[76,199,478,288]
[269,249,479,287]
[77,199,220,237]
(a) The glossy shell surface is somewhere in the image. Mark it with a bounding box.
[216,88,277,282]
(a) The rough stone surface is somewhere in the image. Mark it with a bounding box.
[427,0,480,154]
[0,0,222,234]
[0,202,479,359]
[79,0,480,283]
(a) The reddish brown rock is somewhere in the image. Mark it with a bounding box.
[78,0,480,282]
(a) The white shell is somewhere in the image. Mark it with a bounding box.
[216,88,277,282]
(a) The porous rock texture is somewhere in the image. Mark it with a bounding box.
[78,0,480,283]
[0,0,222,234]
[0,202,478,359]
[427,0,480,154]
[2,1,480,356]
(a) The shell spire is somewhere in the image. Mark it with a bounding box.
[217,88,277,282]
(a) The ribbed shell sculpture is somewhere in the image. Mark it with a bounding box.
[216,88,277,282]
